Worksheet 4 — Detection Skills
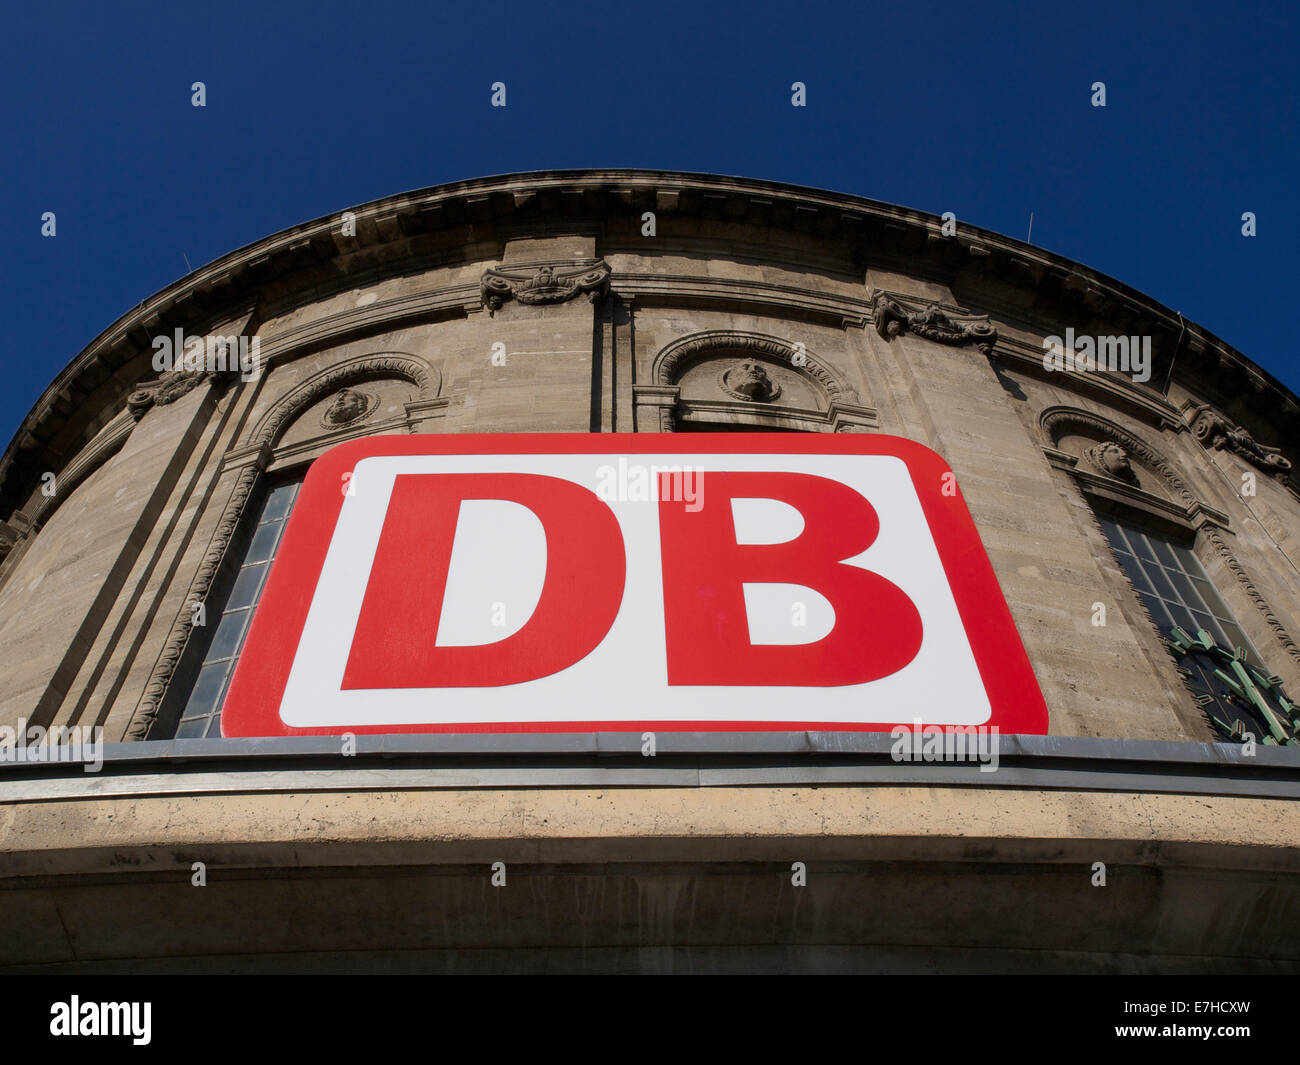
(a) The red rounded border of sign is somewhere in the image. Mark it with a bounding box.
[221,433,1049,737]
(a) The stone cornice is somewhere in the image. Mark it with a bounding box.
[3,168,1296,513]
[614,273,871,328]
[256,285,481,366]
[994,334,1185,430]
[1067,465,1204,532]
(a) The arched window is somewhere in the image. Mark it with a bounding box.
[142,353,443,740]
[165,474,303,738]
[636,330,877,434]
[1093,510,1291,743]
[1040,407,1298,745]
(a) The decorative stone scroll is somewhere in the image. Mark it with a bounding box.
[480,260,611,314]
[1184,402,1294,484]
[127,365,239,421]
[870,291,998,355]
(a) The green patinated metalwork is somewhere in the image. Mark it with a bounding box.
[1168,626,1299,745]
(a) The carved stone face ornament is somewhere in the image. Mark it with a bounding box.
[721,360,781,402]
[1099,442,1131,477]
[1087,441,1137,482]
[321,387,373,429]
[734,362,773,400]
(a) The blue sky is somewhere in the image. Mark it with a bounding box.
[2,0,1296,444]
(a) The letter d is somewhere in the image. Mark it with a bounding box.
[342,474,625,688]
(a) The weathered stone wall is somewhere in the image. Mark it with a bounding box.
[1,171,1297,748]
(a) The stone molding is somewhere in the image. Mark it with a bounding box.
[263,408,449,473]
[255,285,481,371]
[666,398,878,435]
[254,273,870,374]
[612,272,872,330]
[125,460,265,740]
[4,410,138,561]
[0,515,28,572]
[993,333,1183,430]
[246,353,437,449]
[642,330,870,433]
[652,330,858,402]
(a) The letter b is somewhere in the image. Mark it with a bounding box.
[657,472,922,685]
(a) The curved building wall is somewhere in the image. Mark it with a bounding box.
[1,171,1298,972]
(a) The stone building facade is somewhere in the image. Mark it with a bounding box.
[1,170,1298,972]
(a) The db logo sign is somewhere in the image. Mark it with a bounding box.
[222,434,1047,736]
